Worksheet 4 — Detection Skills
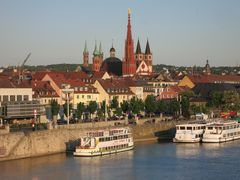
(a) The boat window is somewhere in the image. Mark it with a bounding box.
[180,126,185,130]
[176,127,179,130]
[208,127,213,130]
[187,127,192,130]
[223,127,226,130]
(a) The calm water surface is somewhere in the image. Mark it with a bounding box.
[0,141,240,180]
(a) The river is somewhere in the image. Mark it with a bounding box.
[0,140,240,180]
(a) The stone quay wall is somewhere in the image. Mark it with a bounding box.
[0,119,178,162]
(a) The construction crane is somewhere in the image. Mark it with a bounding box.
[18,53,31,82]
[21,53,31,68]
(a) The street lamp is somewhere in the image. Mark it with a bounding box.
[62,84,74,125]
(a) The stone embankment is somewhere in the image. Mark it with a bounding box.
[0,118,179,162]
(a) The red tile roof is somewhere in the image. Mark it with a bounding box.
[97,79,134,95]
[188,74,240,84]
[0,77,14,88]
[32,80,59,98]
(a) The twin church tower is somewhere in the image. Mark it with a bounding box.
[82,9,153,76]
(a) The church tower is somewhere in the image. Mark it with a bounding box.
[144,39,153,73]
[135,39,143,67]
[99,41,104,66]
[92,41,101,72]
[204,59,211,75]
[83,40,89,67]
[122,9,136,77]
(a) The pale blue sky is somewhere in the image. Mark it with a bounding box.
[0,0,240,67]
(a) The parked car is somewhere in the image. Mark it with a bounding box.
[57,119,67,125]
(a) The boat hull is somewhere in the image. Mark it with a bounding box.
[173,138,201,143]
[202,135,240,143]
[73,146,134,157]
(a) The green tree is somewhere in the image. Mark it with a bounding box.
[97,109,104,120]
[50,99,60,117]
[145,95,157,116]
[63,103,73,118]
[120,100,129,113]
[110,97,119,109]
[87,101,98,118]
[100,100,107,118]
[180,91,195,118]
[208,91,223,108]
[156,100,167,114]
[169,99,180,115]
[76,102,85,120]
[114,107,123,117]
[129,97,144,114]
[222,90,240,111]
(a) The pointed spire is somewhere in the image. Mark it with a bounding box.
[145,39,151,54]
[83,40,88,54]
[127,8,133,41]
[136,38,142,54]
[99,41,103,55]
[93,40,99,56]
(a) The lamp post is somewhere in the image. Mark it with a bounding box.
[62,84,73,125]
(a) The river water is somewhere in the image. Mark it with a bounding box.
[0,140,240,180]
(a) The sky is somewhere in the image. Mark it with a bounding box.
[0,0,240,67]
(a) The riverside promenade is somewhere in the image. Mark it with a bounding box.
[0,118,179,162]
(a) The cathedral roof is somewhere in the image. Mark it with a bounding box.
[93,41,99,56]
[145,39,151,54]
[83,40,88,54]
[136,39,142,54]
[101,57,122,76]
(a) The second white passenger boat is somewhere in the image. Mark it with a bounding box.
[202,120,240,143]
[73,127,134,157]
[173,121,207,143]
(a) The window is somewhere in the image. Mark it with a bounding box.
[23,95,29,101]
[82,95,84,99]
[187,127,192,130]
[180,126,185,130]
[87,95,91,99]
[77,95,79,99]
[16,95,22,101]
[0,95,1,102]
[3,95,8,102]
[10,95,15,101]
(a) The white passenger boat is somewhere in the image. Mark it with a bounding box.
[202,120,240,143]
[173,121,207,143]
[73,127,134,157]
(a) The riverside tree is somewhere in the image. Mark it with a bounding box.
[63,102,73,118]
[120,100,130,114]
[87,101,98,119]
[129,96,144,115]
[145,95,157,117]
[50,99,60,118]
[76,102,85,120]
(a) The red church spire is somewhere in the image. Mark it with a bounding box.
[122,8,136,76]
